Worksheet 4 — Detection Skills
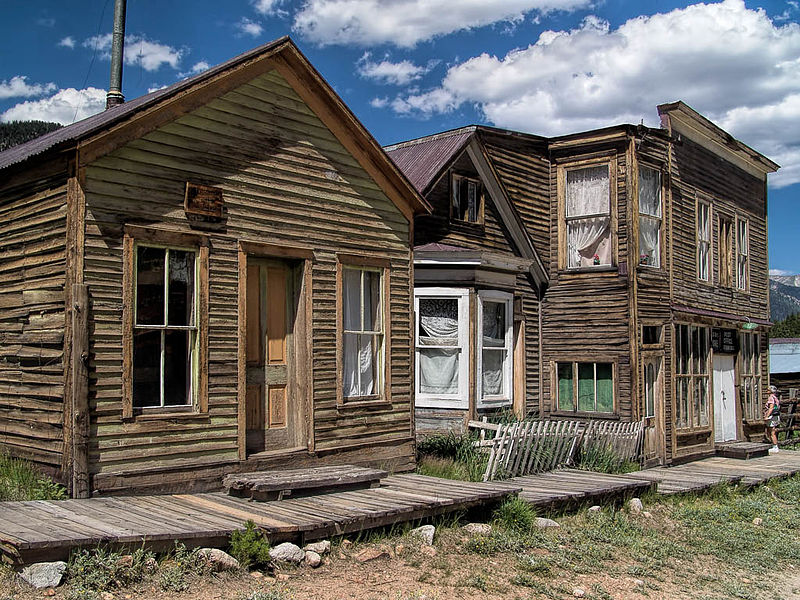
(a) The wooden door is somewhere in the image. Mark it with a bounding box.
[713,354,737,442]
[643,355,665,464]
[245,259,296,455]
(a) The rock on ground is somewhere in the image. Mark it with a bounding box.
[198,548,240,571]
[269,542,305,564]
[462,523,493,535]
[535,517,560,529]
[753,517,763,526]
[587,505,602,513]
[409,525,435,545]
[355,548,390,563]
[19,561,67,589]
[304,540,331,555]
[304,550,322,568]
[629,498,644,514]
[573,587,586,598]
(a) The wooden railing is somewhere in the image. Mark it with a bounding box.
[469,418,645,481]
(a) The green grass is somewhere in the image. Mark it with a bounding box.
[229,520,271,570]
[491,495,537,532]
[0,452,66,501]
[66,546,156,598]
[415,432,487,482]
[577,442,640,474]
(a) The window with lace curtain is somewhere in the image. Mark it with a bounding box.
[638,166,661,268]
[562,163,612,269]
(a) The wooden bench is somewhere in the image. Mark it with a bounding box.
[223,465,388,501]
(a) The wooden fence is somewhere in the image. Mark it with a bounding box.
[469,419,645,481]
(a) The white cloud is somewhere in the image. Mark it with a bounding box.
[370,97,389,108]
[1,87,106,125]
[293,0,592,47]
[357,53,429,85]
[84,34,183,71]
[392,0,800,187]
[58,36,75,49]
[0,76,57,100]
[147,84,169,93]
[252,0,285,15]
[178,61,210,79]
[236,17,264,37]
[771,268,796,276]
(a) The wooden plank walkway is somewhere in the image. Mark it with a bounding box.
[0,474,520,565]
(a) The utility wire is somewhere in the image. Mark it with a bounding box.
[72,0,112,124]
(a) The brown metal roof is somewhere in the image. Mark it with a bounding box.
[0,36,291,172]
[384,127,475,194]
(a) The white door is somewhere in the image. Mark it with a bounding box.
[712,354,737,442]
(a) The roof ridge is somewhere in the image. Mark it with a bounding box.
[384,126,476,151]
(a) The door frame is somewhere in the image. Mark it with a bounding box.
[642,351,666,465]
[237,240,314,460]
[712,353,738,443]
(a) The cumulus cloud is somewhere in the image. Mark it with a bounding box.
[84,34,183,71]
[58,36,75,49]
[370,97,389,108]
[357,53,430,85]
[236,17,264,37]
[293,0,591,47]
[0,76,57,100]
[252,0,286,15]
[390,0,800,187]
[178,61,210,79]
[0,87,106,124]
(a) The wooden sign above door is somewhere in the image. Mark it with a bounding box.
[184,182,225,220]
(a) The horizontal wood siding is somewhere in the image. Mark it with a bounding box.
[0,180,68,472]
[82,69,412,487]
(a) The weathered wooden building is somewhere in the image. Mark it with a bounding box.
[0,38,429,497]
[390,102,778,465]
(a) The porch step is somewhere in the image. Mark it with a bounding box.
[715,442,771,460]
[223,465,388,501]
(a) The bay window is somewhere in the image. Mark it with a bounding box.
[638,166,661,268]
[477,291,513,407]
[564,164,612,269]
[342,266,385,401]
[556,362,614,413]
[675,324,710,429]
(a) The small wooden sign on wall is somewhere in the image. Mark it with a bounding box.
[184,182,225,220]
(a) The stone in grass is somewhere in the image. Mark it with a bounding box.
[304,550,322,568]
[269,542,305,564]
[573,587,586,598]
[409,525,435,546]
[355,547,390,563]
[587,505,602,514]
[535,517,560,529]
[19,561,67,589]
[198,548,240,571]
[628,498,644,514]
[303,540,331,555]
[753,517,763,526]
[462,523,493,536]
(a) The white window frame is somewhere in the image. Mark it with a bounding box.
[563,162,612,270]
[414,288,469,409]
[477,290,514,409]
[638,166,662,268]
[736,217,749,291]
[133,243,199,409]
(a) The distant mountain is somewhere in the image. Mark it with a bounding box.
[770,276,800,322]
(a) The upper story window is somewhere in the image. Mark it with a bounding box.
[719,218,733,288]
[697,200,711,282]
[133,245,198,409]
[564,164,612,269]
[342,266,385,401]
[638,166,661,268]
[737,218,749,291]
[451,173,482,224]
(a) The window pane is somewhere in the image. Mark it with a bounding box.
[567,218,611,268]
[646,363,655,418]
[418,298,459,345]
[168,250,195,327]
[482,349,505,396]
[679,378,689,428]
[482,301,506,347]
[596,363,613,412]
[133,329,161,407]
[578,363,596,412]
[164,329,192,406]
[343,333,376,397]
[136,246,165,325]
[363,270,381,332]
[467,181,478,222]
[639,217,660,267]
[557,363,574,411]
[639,167,661,217]
[419,348,460,394]
[343,268,361,331]
[566,165,609,217]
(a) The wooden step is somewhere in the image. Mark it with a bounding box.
[223,465,388,501]
[715,442,771,460]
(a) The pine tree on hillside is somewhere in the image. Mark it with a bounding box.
[770,312,800,339]
[0,120,63,152]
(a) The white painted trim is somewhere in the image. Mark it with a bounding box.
[477,290,514,409]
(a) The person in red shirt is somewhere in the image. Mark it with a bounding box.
[765,385,780,454]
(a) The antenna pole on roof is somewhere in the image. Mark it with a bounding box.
[105,0,126,109]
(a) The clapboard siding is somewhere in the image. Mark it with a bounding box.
[82,69,412,487]
[0,180,68,473]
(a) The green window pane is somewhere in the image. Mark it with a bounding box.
[557,363,573,411]
[596,363,613,412]
[578,363,595,412]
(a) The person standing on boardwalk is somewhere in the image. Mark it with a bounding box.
[765,385,780,454]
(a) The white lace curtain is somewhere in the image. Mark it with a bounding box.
[566,166,611,268]
[418,299,460,395]
[343,269,378,398]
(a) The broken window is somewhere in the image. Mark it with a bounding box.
[451,173,482,224]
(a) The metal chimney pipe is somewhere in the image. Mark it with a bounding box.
[105,0,127,109]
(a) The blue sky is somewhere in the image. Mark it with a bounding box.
[1,0,798,274]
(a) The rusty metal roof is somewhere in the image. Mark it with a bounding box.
[0,36,291,172]
[384,127,475,194]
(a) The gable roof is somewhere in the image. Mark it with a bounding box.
[386,127,547,290]
[0,37,430,219]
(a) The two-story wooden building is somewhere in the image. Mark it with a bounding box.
[389,102,778,465]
